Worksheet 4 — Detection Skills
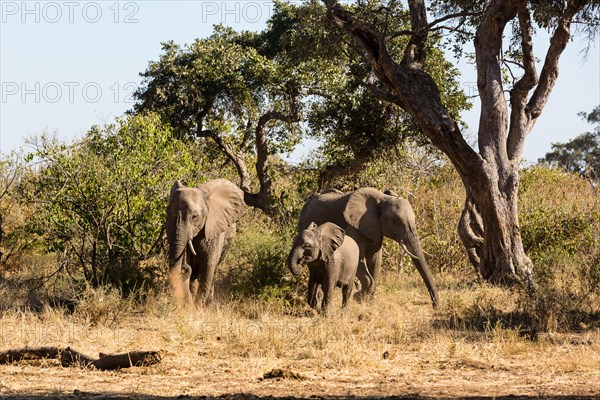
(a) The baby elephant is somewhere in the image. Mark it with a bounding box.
[287,222,359,315]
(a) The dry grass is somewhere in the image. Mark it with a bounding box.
[1,271,599,399]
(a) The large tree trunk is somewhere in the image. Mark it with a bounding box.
[459,173,533,285]
[322,0,587,285]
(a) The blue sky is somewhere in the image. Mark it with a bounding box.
[1,1,599,163]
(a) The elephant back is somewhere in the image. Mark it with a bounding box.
[298,190,350,232]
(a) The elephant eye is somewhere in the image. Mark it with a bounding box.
[191,213,199,220]
[302,243,311,249]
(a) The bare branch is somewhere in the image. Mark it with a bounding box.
[429,25,471,35]
[318,156,370,190]
[507,0,538,161]
[527,0,589,121]
[428,10,481,30]
[197,129,252,192]
[384,29,412,42]
[246,81,303,212]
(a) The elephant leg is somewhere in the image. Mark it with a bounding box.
[196,235,225,307]
[354,259,373,302]
[189,255,201,299]
[307,272,319,309]
[189,279,200,300]
[341,283,353,309]
[315,285,323,309]
[321,274,335,317]
[192,252,208,308]
[364,241,383,296]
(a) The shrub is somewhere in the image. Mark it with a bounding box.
[0,152,31,274]
[516,166,600,331]
[220,213,298,302]
[19,113,196,294]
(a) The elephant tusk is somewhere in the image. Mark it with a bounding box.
[188,240,197,256]
[400,243,419,259]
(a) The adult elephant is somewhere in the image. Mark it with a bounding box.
[298,187,439,308]
[166,179,245,308]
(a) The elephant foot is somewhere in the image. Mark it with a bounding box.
[304,308,319,317]
[307,289,324,310]
[353,290,374,303]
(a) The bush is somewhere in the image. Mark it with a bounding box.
[516,166,600,331]
[0,152,31,274]
[19,113,196,294]
[220,213,298,302]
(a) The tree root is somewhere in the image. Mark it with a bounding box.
[0,346,161,370]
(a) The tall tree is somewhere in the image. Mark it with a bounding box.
[134,1,471,210]
[321,0,600,284]
[261,1,469,188]
[133,28,303,212]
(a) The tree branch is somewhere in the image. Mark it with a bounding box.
[473,0,517,167]
[318,156,370,190]
[427,10,481,30]
[506,0,588,161]
[384,29,412,42]
[0,346,161,370]
[526,0,588,121]
[402,0,428,68]
[245,81,303,212]
[323,0,481,181]
[196,128,252,192]
[506,0,538,161]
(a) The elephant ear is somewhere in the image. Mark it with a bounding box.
[343,187,383,242]
[200,179,246,240]
[170,180,184,200]
[316,222,345,262]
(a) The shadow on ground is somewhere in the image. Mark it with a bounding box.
[0,394,598,400]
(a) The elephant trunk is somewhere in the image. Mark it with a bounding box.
[167,225,189,301]
[287,246,304,276]
[404,233,440,308]
[168,227,188,266]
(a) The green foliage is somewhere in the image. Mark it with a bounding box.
[134,27,302,154]
[278,1,471,170]
[20,113,195,293]
[221,215,296,300]
[520,166,599,262]
[133,1,471,192]
[517,165,600,331]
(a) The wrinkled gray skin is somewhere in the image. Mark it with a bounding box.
[298,188,439,308]
[288,222,359,316]
[166,179,245,308]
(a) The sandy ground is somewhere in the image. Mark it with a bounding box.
[1,274,599,400]
[1,338,599,399]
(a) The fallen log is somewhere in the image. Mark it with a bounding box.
[0,346,161,370]
[0,346,62,363]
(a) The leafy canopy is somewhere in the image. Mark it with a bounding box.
[134,26,302,155]
[133,0,470,174]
